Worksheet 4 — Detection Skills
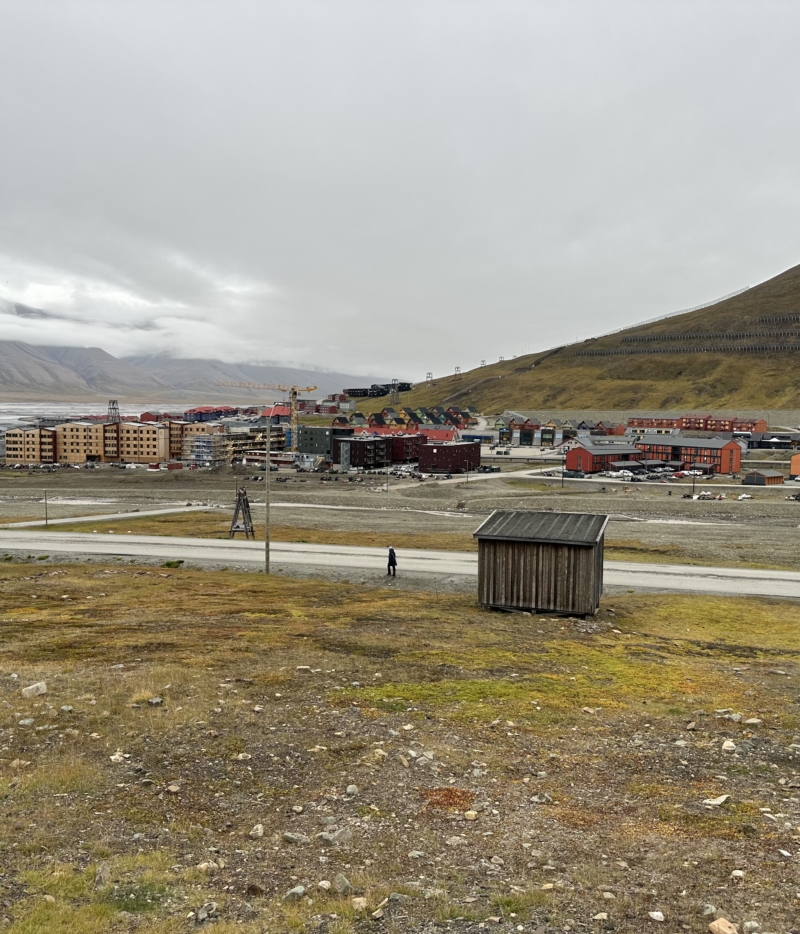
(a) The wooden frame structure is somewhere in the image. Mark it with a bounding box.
[473,510,609,616]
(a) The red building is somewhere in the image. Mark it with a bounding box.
[565,443,643,473]
[418,441,480,474]
[568,437,741,474]
[391,434,424,463]
[628,414,767,433]
[634,437,741,473]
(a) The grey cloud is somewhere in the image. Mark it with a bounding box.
[1,1,800,378]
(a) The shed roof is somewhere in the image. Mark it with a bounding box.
[473,510,609,545]
[746,469,784,478]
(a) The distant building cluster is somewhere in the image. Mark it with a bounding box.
[335,404,479,431]
[296,425,480,473]
[4,403,287,468]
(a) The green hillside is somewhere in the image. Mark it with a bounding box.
[399,262,800,413]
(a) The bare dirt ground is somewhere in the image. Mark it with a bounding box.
[2,466,800,571]
[1,563,799,934]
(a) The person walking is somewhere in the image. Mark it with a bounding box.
[387,546,397,577]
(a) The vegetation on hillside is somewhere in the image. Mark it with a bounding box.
[399,262,800,412]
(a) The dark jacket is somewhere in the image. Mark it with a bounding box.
[388,547,397,567]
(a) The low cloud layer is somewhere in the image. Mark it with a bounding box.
[2,2,800,380]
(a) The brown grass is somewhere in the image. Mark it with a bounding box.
[47,511,480,551]
[1,561,799,931]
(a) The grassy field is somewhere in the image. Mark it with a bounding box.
[1,560,799,932]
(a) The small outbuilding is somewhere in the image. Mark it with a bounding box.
[473,510,609,616]
[790,452,800,480]
[742,470,784,486]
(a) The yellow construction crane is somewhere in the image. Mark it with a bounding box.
[214,382,317,451]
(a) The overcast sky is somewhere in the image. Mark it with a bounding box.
[1,1,799,380]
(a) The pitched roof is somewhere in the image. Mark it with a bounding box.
[474,510,609,545]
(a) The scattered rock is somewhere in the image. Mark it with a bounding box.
[249,824,264,839]
[291,805,304,814]
[197,861,218,872]
[744,718,762,726]
[408,850,424,859]
[94,862,110,888]
[345,784,359,797]
[703,794,731,807]
[166,784,180,794]
[352,897,368,911]
[21,681,47,698]
[17,718,34,727]
[730,869,745,881]
[296,665,312,673]
[148,696,163,707]
[245,883,264,897]
[60,705,73,713]
[282,832,310,844]
[196,902,217,922]
[333,873,353,895]
[318,880,331,891]
[283,885,306,902]
[648,911,664,922]
[742,923,759,934]
[721,740,737,753]
[464,810,478,821]
[593,913,608,922]
[317,827,353,846]
[709,920,739,934]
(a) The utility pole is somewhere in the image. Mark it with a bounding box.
[265,428,271,574]
[44,490,48,526]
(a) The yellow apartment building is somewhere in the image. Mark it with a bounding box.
[4,427,56,464]
[4,421,169,465]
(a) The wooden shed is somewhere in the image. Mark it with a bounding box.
[473,510,609,616]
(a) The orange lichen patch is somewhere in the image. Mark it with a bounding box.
[420,787,476,811]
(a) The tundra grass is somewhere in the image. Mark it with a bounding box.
[1,562,799,931]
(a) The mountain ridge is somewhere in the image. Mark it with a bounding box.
[399,262,800,412]
[0,340,386,402]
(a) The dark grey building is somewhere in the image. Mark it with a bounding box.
[297,426,353,459]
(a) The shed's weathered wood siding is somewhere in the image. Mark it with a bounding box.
[477,536,604,615]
